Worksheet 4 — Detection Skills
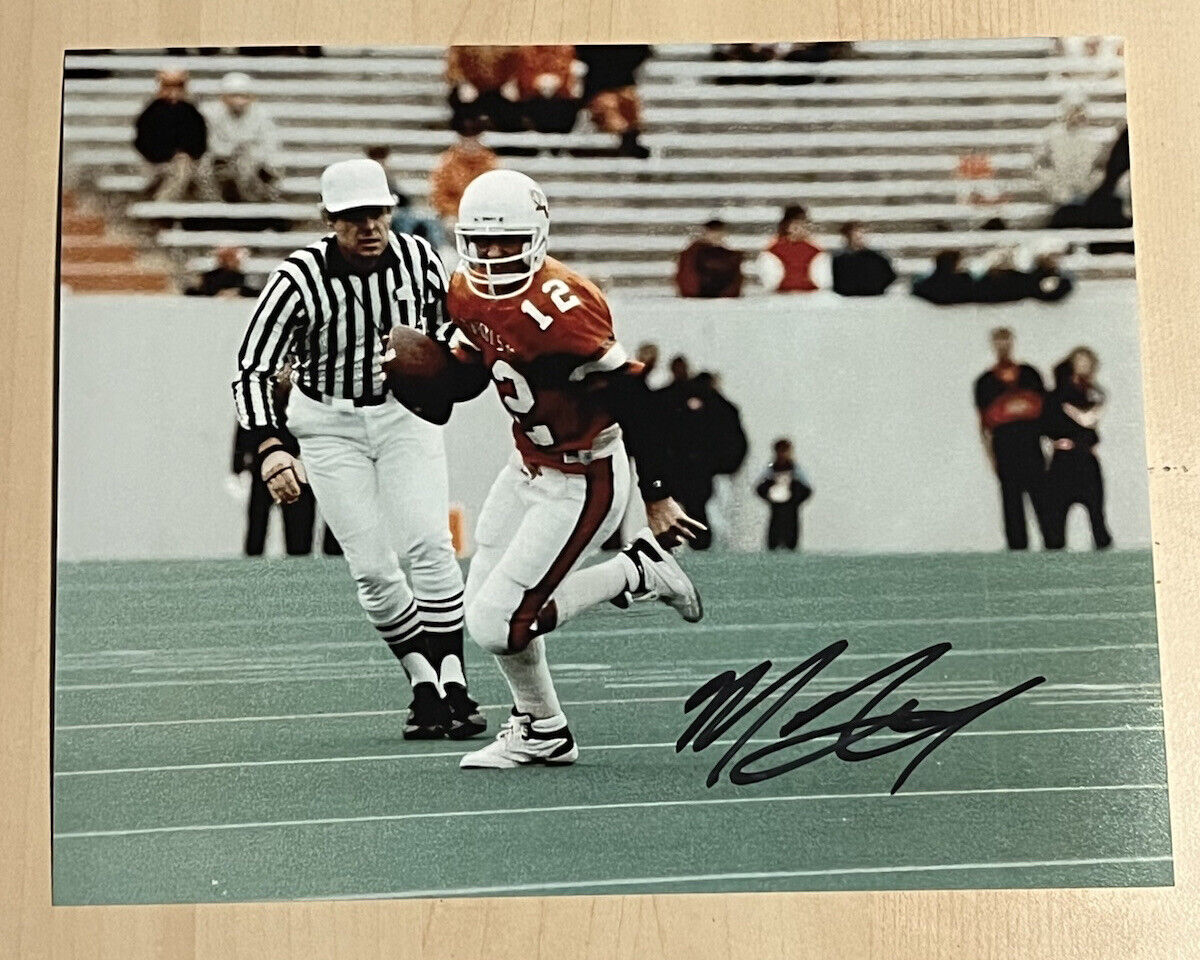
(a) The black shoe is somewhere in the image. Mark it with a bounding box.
[404,681,450,740]
[443,682,488,740]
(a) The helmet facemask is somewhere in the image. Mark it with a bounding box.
[454,224,547,300]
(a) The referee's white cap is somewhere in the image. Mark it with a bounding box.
[320,159,396,214]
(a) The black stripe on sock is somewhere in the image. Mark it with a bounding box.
[387,635,426,659]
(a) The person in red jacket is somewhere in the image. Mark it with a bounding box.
[676,219,744,298]
[758,204,831,293]
[973,327,1050,550]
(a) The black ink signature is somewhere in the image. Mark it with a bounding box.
[676,641,1045,794]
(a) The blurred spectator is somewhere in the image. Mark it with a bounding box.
[185,246,257,298]
[634,340,671,389]
[365,144,406,201]
[676,218,744,298]
[576,44,653,158]
[712,41,851,85]
[912,249,976,305]
[754,438,813,551]
[635,341,659,378]
[974,327,1050,551]
[758,205,830,293]
[1034,96,1104,209]
[665,355,691,389]
[660,362,748,550]
[1026,245,1075,302]
[1058,36,1123,61]
[515,45,583,134]
[607,339,666,548]
[831,221,896,296]
[780,41,854,84]
[1089,125,1130,201]
[133,67,208,200]
[446,45,523,134]
[429,125,499,222]
[198,72,281,202]
[1084,125,1134,251]
[784,41,853,64]
[1041,347,1112,550]
[974,246,1075,304]
[367,145,446,248]
[911,246,1073,306]
[712,43,784,62]
[973,249,1031,304]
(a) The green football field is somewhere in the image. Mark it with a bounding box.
[52,549,1172,904]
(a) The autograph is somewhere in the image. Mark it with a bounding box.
[676,641,1045,794]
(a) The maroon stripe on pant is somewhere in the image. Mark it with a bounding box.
[507,458,616,652]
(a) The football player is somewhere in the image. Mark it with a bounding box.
[445,168,706,769]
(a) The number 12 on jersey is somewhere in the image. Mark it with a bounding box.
[519,278,581,330]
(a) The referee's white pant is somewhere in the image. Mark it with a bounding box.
[286,388,464,644]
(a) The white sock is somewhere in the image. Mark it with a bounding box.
[439,653,467,688]
[494,637,562,719]
[551,556,634,624]
[400,651,439,690]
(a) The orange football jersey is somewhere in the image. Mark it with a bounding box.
[447,258,630,472]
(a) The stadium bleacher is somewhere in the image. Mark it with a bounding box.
[60,40,1132,292]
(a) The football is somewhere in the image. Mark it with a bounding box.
[383,325,450,383]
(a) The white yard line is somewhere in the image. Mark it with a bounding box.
[54,689,1162,732]
[55,607,1158,645]
[54,696,691,731]
[317,853,1174,900]
[53,782,1168,840]
[54,638,1160,692]
[54,724,1164,778]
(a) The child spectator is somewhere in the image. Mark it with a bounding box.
[758,205,830,293]
[185,246,257,297]
[676,218,744,298]
[831,221,896,296]
[754,438,813,551]
[133,67,208,200]
[198,72,281,202]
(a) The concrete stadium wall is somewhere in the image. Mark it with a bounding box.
[57,280,1151,560]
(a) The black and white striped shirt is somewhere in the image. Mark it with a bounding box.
[233,231,450,432]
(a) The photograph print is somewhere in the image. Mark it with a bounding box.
[53,36,1170,903]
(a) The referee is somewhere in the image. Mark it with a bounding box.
[232,158,485,740]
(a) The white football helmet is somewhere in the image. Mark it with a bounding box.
[454,169,550,299]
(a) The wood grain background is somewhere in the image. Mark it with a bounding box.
[2,1,1197,957]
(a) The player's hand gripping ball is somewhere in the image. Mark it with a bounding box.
[383,326,492,424]
[381,326,456,424]
[383,326,451,384]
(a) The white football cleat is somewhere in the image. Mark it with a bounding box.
[620,527,704,623]
[459,710,579,769]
